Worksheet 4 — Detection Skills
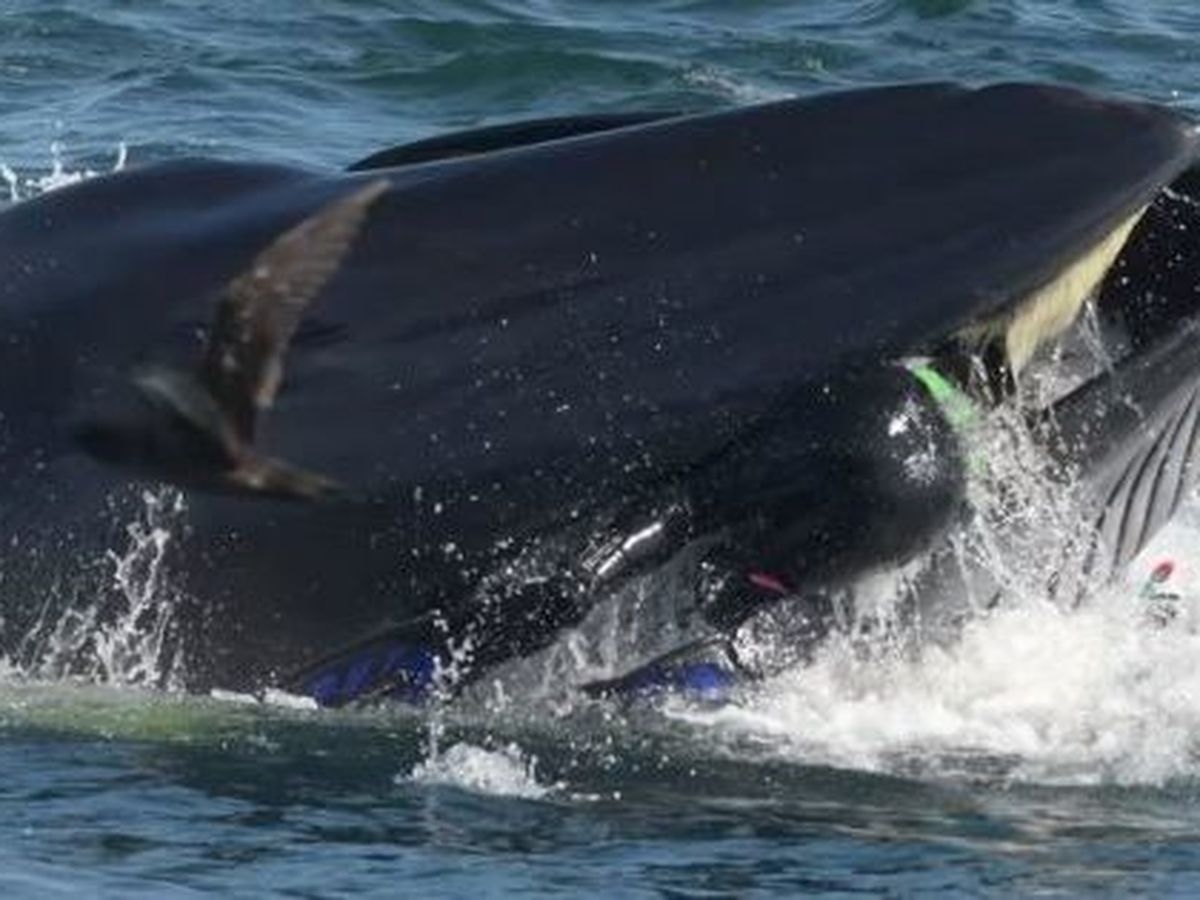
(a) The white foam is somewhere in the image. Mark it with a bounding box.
[207,688,320,711]
[404,741,558,799]
[0,140,127,204]
[209,688,261,706]
[681,64,786,104]
[672,520,1200,787]
[261,688,319,711]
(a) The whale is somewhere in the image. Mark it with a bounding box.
[0,81,1197,704]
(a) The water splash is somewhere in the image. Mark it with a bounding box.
[0,140,127,203]
[18,489,188,690]
[680,64,788,104]
[673,548,1200,787]
[404,741,558,799]
[93,488,188,688]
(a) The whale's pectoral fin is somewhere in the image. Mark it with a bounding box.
[204,177,390,443]
[78,364,347,501]
[78,179,389,500]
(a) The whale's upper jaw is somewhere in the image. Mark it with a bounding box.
[9,81,1199,510]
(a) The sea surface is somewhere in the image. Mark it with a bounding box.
[3,1,1200,896]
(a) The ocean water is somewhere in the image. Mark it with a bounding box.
[4,1,1200,896]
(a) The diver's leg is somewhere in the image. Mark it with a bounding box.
[284,500,699,707]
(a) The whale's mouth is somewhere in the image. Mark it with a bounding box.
[940,163,1200,417]
[4,82,1199,712]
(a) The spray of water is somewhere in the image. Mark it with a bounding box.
[404,740,559,799]
[18,489,189,690]
[0,140,127,203]
[93,488,188,688]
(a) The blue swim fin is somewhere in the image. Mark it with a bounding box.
[578,636,749,702]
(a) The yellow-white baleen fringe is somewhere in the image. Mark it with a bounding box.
[961,208,1146,375]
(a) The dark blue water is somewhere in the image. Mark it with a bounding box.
[5,1,1200,895]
